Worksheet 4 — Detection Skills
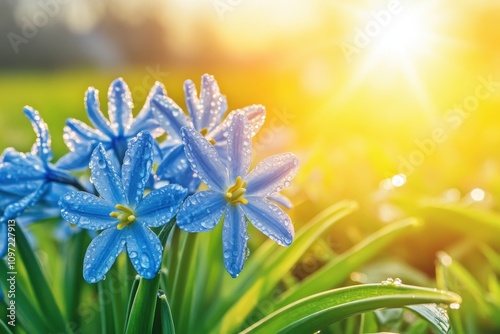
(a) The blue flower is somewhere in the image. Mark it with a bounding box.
[0,107,78,256]
[151,74,266,193]
[59,131,187,283]
[58,78,166,170]
[177,113,299,277]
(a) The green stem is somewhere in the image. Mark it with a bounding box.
[125,219,177,334]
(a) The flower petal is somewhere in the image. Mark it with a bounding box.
[59,191,117,230]
[177,190,226,232]
[246,153,299,197]
[152,95,191,140]
[222,205,248,278]
[55,146,95,171]
[0,161,45,194]
[108,78,133,136]
[0,221,7,257]
[242,197,294,246]
[2,182,49,221]
[125,223,162,279]
[210,104,266,144]
[227,112,252,182]
[135,184,187,227]
[23,106,53,164]
[85,87,114,137]
[183,79,202,128]
[121,132,154,206]
[199,74,227,130]
[156,144,200,194]
[90,143,126,204]
[181,126,228,192]
[83,228,125,283]
[64,118,109,152]
[129,82,166,137]
[268,193,293,209]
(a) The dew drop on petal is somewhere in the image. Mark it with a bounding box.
[141,253,151,269]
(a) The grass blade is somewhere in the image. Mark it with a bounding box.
[159,293,176,334]
[277,217,419,307]
[14,225,67,331]
[0,261,49,334]
[240,284,461,334]
[205,200,358,331]
[406,304,451,334]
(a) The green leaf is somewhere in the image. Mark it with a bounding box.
[159,293,176,334]
[406,304,451,334]
[0,318,14,334]
[277,218,419,307]
[206,200,358,332]
[63,231,88,328]
[0,261,49,334]
[14,225,67,332]
[240,284,461,334]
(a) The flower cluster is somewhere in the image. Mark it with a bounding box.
[0,74,299,281]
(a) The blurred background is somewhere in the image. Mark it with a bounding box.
[1,0,500,276]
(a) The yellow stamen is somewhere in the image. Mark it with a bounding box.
[225,176,248,205]
[111,204,136,230]
[200,127,216,145]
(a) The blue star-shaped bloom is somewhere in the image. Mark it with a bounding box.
[151,74,266,193]
[59,131,187,283]
[177,113,299,277]
[0,107,79,256]
[58,78,166,170]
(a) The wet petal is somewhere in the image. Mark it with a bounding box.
[129,82,166,137]
[108,78,133,136]
[121,132,154,206]
[85,87,114,137]
[0,161,45,191]
[227,112,252,182]
[199,74,227,130]
[246,153,299,197]
[55,146,94,171]
[125,223,162,279]
[183,79,202,129]
[242,197,294,246]
[59,191,117,230]
[210,104,266,144]
[222,205,248,278]
[181,126,228,192]
[268,193,293,209]
[0,221,7,257]
[2,182,49,221]
[177,190,226,232]
[90,143,126,204]
[152,95,191,140]
[83,228,125,283]
[156,144,200,194]
[135,184,187,227]
[64,118,109,152]
[23,106,53,164]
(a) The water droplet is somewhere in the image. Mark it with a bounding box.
[123,155,131,165]
[450,303,460,310]
[141,253,151,268]
[98,159,106,168]
[157,289,165,298]
[129,251,138,259]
